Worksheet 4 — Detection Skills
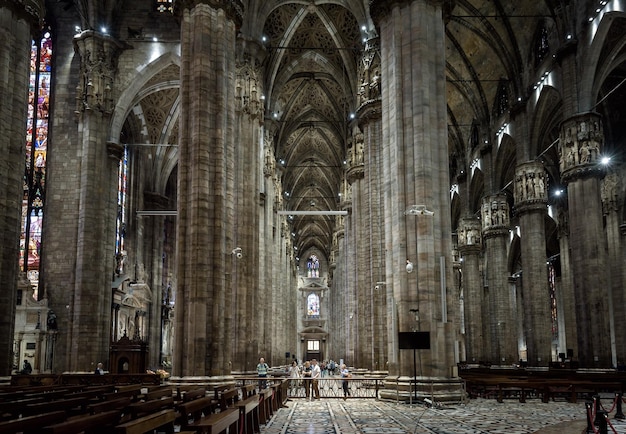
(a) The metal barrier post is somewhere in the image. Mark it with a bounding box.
[615,393,625,420]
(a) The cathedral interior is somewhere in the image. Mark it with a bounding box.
[2,0,626,400]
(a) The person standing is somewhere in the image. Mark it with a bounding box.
[94,362,104,375]
[302,361,312,399]
[311,358,321,399]
[288,360,301,396]
[340,364,351,400]
[257,357,270,390]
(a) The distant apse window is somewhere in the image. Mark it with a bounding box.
[307,293,320,318]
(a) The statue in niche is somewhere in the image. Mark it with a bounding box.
[47,310,58,330]
[457,226,466,246]
[533,173,545,198]
[525,173,534,199]
[579,140,591,164]
[468,228,480,245]
[369,69,381,98]
[355,132,364,164]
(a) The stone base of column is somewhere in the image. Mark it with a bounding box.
[378,376,467,403]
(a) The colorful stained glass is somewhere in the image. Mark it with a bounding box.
[21,28,52,297]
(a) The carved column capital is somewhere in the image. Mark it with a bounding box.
[176,0,243,27]
[481,194,510,235]
[559,112,604,184]
[73,31,126,115]
[457,217,482,253]
[0,0,44,34]
[514,161,548,214]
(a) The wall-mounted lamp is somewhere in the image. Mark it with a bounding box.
[231,247,243,259]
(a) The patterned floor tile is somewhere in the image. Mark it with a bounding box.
[261,397,626,433]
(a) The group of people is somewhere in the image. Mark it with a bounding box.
[287,358,352,400]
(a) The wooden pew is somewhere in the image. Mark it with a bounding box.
[0,396,46,418]
[236,386,260,434]
[258,388,273,425]
[114,409,177,434]
[41,410,122,434]
[177,396,218,424]
[178,387,206,403]
[103,385,143,402]
[127,396,175,418]
[88,396,132,414]
[181,407,239,434]
[144,386,173,401]
[219,388,239,411]
[175,385,202,402]
[0,411,66,434]
[22,396,88,417]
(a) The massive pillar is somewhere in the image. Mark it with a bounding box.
[371,0,461,398]
[174,0,242,376]
[601,173,622,366]
[355,36,386,371]
[559,113,610,367]
[233,37,265,371]
[482,194,518,364]
[0,0,44,375]
[457,218,485,363]
[43,28,124,372]
[514,161,552,365]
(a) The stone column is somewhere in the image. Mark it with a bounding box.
[233,37,265,371]
[457,218,484,363]
[174,0,243,376]
[559,112,610,367]
[0,0,44,375]
[356,36,386,371]
[601,173,622,366]
[514,161,552,366]
[346,126,368,368]
[44,29,124,372]
[371,0,460,386]
[555,206,576,360]
[482,194,517,364]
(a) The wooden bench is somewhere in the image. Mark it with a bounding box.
[41,410,122,434]
[88,396,132,414]
[180,387,207,403]
[127,396,175,418]
[212,384,231,400]
[258,388,273,425]
[177,396,218,424]
[0,410,66,434]
[144,386,173,401]
[22,396,88,417]
[176,386,206,402]
[236,391,260,434]
[219,388,239,411]
[114,409,177,434]
[181,407,239,434]
[103,386,143,402]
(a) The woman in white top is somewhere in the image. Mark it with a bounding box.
[288,360,301,396]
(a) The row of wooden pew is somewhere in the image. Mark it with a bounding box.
[0,378,290,433]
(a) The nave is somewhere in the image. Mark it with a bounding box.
[261,397,625,434]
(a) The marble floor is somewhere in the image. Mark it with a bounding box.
[261,396,626,434]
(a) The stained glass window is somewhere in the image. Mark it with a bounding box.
[21,26,52,298]
[307,254,320,278]
[307,293,320,317]
[115,147,128,275]
[156,0,173,13]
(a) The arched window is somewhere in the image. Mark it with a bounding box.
[307,254,320,278]
[534,21,550,67]
[21,26,52,298]
[493,79,509,119]
[115,147,128,275]
[307,293,320,318]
